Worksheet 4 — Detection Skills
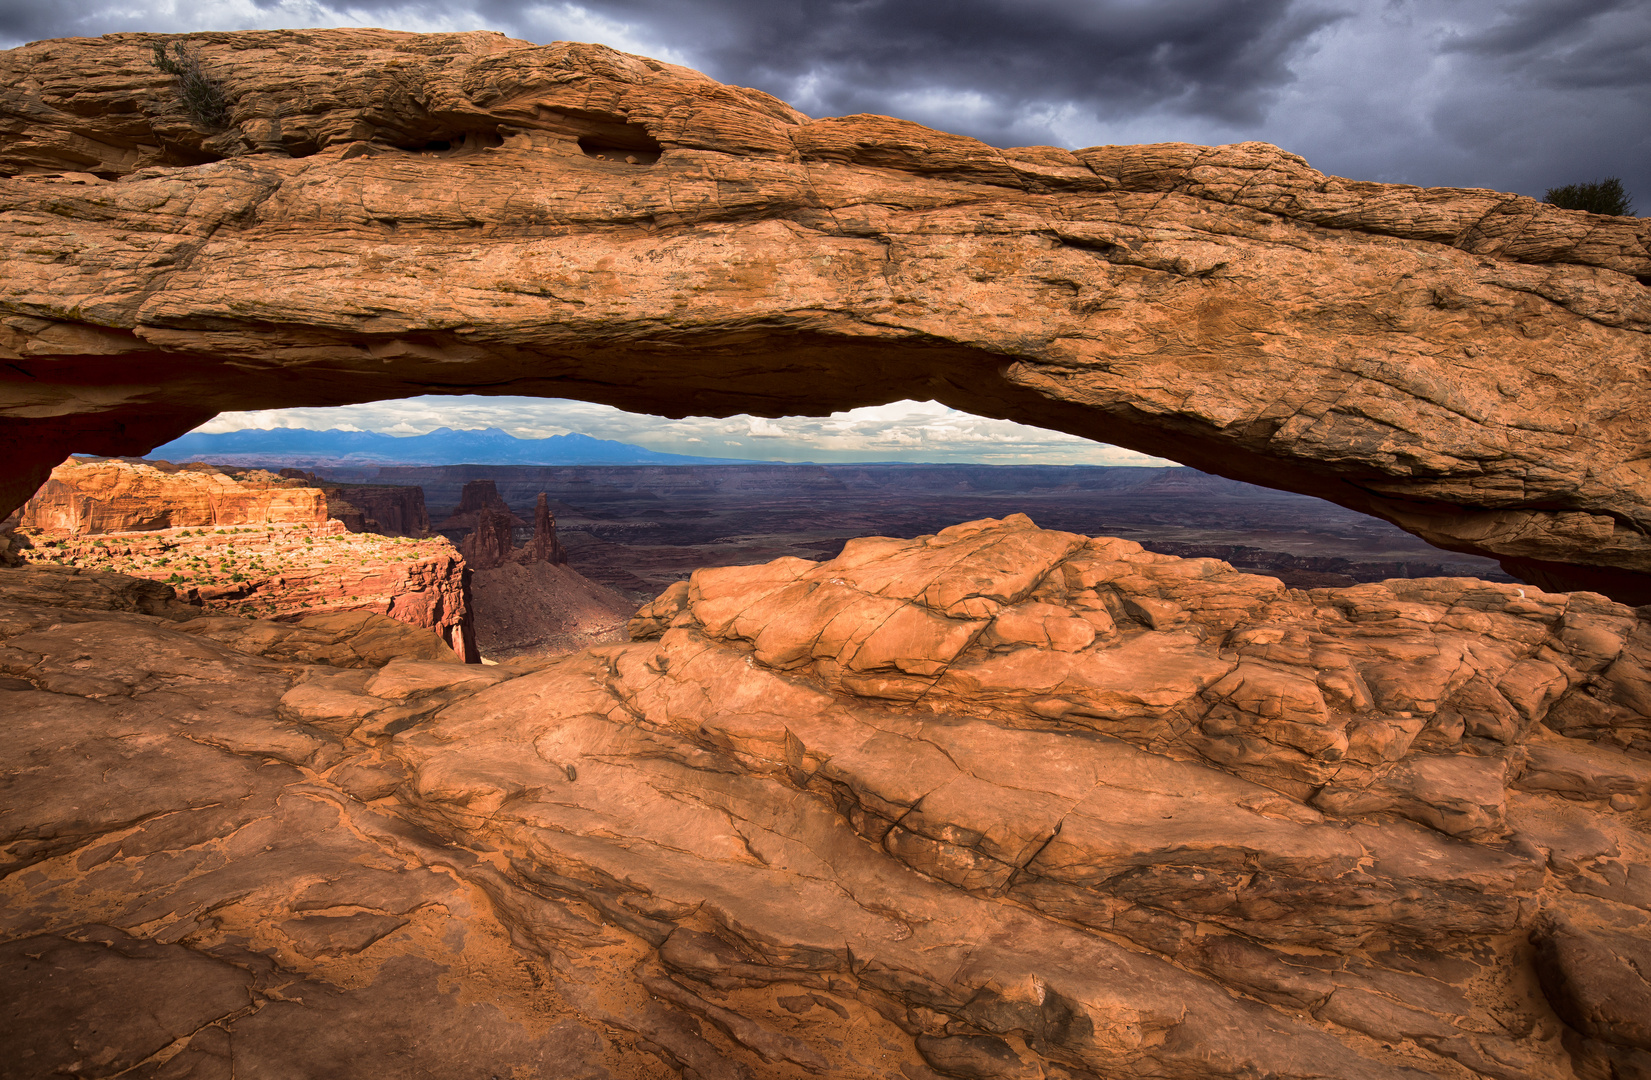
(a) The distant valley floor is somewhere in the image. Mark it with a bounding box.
[293,462,1514,601]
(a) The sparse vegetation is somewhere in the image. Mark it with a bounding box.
[151,39,231,130]
[1544,177,1635,216]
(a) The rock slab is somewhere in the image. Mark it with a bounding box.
[5,516,1650,1078]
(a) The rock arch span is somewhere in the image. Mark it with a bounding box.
[1,30,1648,599]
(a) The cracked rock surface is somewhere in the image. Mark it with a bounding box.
[1,30,1649,600]
[5,516,1651,1079]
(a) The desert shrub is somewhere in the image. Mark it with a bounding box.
[1544,177,1635,216]
[151,40,230,130]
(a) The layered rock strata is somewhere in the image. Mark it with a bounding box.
[17,525,476,663]
[459,488,569,571]
[522,492,569,565]
[439,478,526,537]
[17,456,332,533]
[15,457,430,538]
[279,469,432,537]
[457,505,518,570]
[5,517,1649,1079]
[0,31,1648,598]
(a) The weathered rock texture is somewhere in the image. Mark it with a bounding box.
[457,505,517,570]
[5,517,1650,1079]
[18,456,332,533]
[12,457,477,660]
[279,469,432,537]
[438,478,526,536]
[459,486,569,571]
[15,456,431,538]
[1,31,1648,597]
[523,492,569,565]
[16,524,477,662]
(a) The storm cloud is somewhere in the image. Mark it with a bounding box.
[1,0,1645,200]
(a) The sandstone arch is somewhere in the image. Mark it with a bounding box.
[2,30,1649,599]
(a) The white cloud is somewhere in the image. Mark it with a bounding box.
[745,417,788,438]
[196,396,1177,467]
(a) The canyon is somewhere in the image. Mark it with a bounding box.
[0,25,1649,1080]
[9,458,476,659]
[8,460,634,666]
[344,461,1515,601]
[444,479,633,659]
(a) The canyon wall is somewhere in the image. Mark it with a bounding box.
[16,457,432,538]
[280,470,431,537]
[0,31,1647,598]
[18,457,331,533]
[12,458,476,661]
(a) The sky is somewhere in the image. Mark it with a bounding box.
[5,0,1645,463]
[195,397,1179,467]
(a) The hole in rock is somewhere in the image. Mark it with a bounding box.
[411,130,506,156]
[11,396,1522,666]
[578,131,661,166]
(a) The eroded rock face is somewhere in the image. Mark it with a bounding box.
[523,491,568,566]
[280,469,432,537]
[6,517,1650,1079]
[11,456,478,661]
[0,31,1648,598]
[17,456,332,533]
[457,504,517,570]
[15,457,431,538]
[438,478,525,536]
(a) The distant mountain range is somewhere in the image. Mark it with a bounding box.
[148,427,763,467]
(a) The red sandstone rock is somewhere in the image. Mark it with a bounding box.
[520,492,567,566]
[0,31,1648,599]
[15,458,477,661]
[19,457,330,533]
[439,479,525,534]
[5,516,1649,1078]
[460,489,568,572]
[19,457,432,539]
[457,505,516,570]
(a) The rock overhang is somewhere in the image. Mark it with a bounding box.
[1,28,1650,600]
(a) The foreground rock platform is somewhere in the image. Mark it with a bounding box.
[1,30,1649,599]
[4,516,1649,1079]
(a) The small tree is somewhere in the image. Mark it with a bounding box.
[151,39,230,130]
[1544,177,1635,216]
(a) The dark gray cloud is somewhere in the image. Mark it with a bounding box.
[0,0,1645,204]
[1443,0,1651,89]
[542,0,1344,141]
